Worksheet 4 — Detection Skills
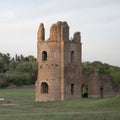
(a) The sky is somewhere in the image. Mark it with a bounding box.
[0,0,120,66]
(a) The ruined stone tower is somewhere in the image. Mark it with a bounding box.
[35,21,82,101]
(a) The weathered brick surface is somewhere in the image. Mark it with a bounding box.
[35,21,119,101]
[35,21,82,101]
[82,72,119,98]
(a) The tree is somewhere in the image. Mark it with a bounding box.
[0,52,37,88]
[0,53,10,72]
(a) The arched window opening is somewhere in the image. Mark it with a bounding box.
[41,82,48,94]
[42,51,47,61]
[81,85,88,98]
[71,51,74,62]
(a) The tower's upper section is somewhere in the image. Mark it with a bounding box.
[37,23,45,42]
[37,21,81,43]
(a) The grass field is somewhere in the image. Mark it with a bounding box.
[0,88,120,120]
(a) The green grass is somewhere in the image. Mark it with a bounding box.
[0,88,120,120]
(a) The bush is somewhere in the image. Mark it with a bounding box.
[6,72,32,86]
[0,80,10,88]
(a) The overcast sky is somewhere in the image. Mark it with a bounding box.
[0,0,120,66]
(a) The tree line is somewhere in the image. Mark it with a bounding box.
[0,53,37,88]
[0,52,120,88]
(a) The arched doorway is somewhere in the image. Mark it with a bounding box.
[81,85,88,98]
[41,82,48,94]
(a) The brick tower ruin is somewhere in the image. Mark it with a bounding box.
[35,21,82,101]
